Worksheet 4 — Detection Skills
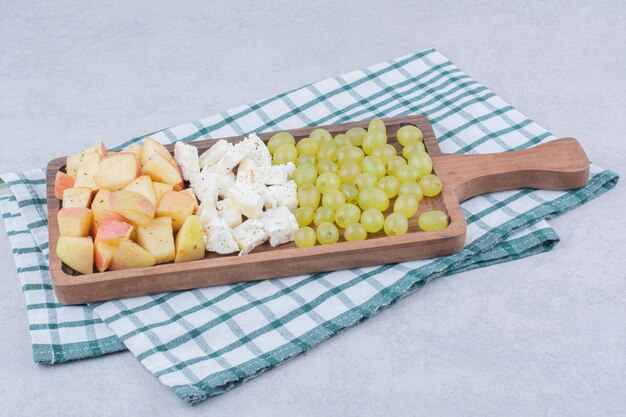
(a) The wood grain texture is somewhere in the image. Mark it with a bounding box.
[46,115,590,304]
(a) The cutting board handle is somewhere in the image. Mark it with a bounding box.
[435,138,590,202]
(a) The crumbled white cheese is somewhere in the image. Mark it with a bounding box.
[218,173,235,199]
[216,197,242,228]
[261,206,299,246]
[252,162,295,185]
[199,140,233,170]
[233,133,271,167]
[189,172,221,203]
[198,200,219,225]
[174,141,200,180]
[206,149,245,176]
[229,183,264,219]
[236,158,257,184]
[268,180,298,211]
[205,218,239,254]
[250,184,277,209]
[231,218,268,255]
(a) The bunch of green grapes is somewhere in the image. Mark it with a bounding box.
[268,120,449,248]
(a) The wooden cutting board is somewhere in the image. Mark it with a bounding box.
[46,115,590,304]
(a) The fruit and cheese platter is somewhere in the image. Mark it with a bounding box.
[46,115,590,305]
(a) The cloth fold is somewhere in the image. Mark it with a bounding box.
[0,48,618,404]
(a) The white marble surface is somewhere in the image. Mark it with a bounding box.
[1,1,624,415]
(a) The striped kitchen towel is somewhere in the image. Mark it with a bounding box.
[0,48,618,404]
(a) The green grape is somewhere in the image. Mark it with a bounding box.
[344,223,367,242]
[395,165,420,183]
[402,141,426,159]
[334,134,352,148]
[358,187,389,211]
[360,208,384,233]
[339,183,359,204]
[316,222,339,245]
[372,144,397,163]
[362,129,387,155]
[419,174,442,197]
[334,203,361,228]
[384,213,408,236]
[316,159,338,174]
[317,142,338,161]
[322,189,346,211]
[294,207,314,227]
[394,194,419,218]
[386,155,407,175]
[297,153,316,166]
[294,227,317,248]
[315,172,341,194]
[408,151,433,177]
[377,176,400,198]
[368,118,386,134]
[273,143,298,165]
[338,160,361,184]
[360,156,386,180]
[296,137,320,155]
[396,125,423,146]
[268,132,295,155]
[345,127,367,147]
[310,128,333,143]
[292,163,318,186]
[297,184,320,209]
[418,210,449,231]
[314,207,335,226]
[398,181,424,201]
[336,145,364,165]
[353,173,378,190]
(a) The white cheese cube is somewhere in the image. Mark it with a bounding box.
[198,200,219,225]
[205,218,239,254]
[252,162,295,185]
[250,184,277,209]
[229,183,264,219]
[189,172,221,203]
[231,218,268,255]
[218,173,235,199]
[234,133,271,167]
[261,206,299,246]
[199,139,232,170]
[207,149,245,176]
[236,158,257,184]
[268,180,298,211]
[216,197,242,228]
[174,141,200,181]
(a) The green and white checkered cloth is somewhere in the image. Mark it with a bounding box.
[0,48,618,404]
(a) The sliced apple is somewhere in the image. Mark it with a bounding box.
[74,151,102,189]
[66,143,107,177]
[125,143,143,163]
[124,175,157,206]
[136,217,175,264]
[174,215,205,263]
[96,218,133,244]
[180,188,199,214]
[109,240,156,271]
[56,236,93,275]
[57,207,93,237]
[62,187,95,208]
[109,190,155,226]
[90,189,127,235]
[155,190,195,232]
[141,137,173,166]
[141,151,184,191]
[94,239,117,272]
[152,181,174,204]
[54,171,76,200]
[94,153,140,191]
